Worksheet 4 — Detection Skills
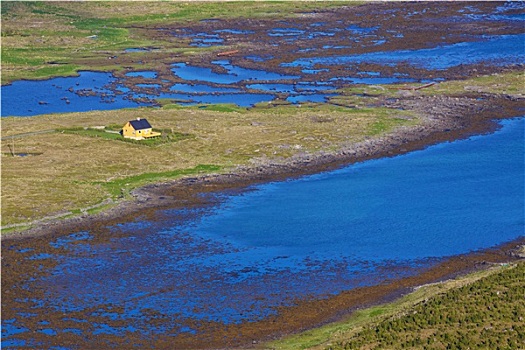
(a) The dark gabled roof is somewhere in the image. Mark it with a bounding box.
[129,118,152,130]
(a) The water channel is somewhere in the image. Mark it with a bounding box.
[2,32,524,117]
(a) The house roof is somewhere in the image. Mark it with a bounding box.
[129,118,152,130]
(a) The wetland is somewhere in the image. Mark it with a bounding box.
[2,1,525,349]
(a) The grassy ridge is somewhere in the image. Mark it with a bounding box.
[268,262,525,350]
[98,164,222,198]
[334,262,525,350]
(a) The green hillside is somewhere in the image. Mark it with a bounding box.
[269,261,525,350]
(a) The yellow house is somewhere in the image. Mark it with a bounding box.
[121,118,161,140]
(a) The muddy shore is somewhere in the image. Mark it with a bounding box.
[6,92,523,241]
[3,1,525,346]
[3,92,524,348]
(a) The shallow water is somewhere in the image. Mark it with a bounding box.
[3,118,523,346]
[171,60,299,84]
[125,71,158,78]
[2,2,524,117]
[190,33,224,47]
[1,71,153,117]
[124,48,152,52]
[282,33,525,69]
[3,28,523,117]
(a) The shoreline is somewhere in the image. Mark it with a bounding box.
[4,93,524,241]
[2,94,524,349]
[265,258,525,350]
[3,2,525,347]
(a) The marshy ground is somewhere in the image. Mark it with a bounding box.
[2,1,525,349]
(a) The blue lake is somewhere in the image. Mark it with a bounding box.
[194,118,524,262]
[3,118,523,344]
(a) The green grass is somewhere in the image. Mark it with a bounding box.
[2,102,411,226]
[0,225,32,235]
[32,65,85,79]
[57,127,194,146]
[1,71,515,227]
[368,117,408,135]
[86,203,113,216]
[268,262,525,350]
[199,104,249,113]
[421,71,525,96]
[1,1,355,83]
[98,164,222,198]
[335,263,525,350]
[337,71,525,100]
[158,102,249,114]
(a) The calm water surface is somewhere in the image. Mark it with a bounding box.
[194,118,524,261]
[3,118,523,346]
[283,33,525,69]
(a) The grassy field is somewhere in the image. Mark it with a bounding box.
[267,261,525,350]
[338,71,525,99]
[2,68,523,227]
[1,102,416,227]
[1,1,351,83]
[58,126,194,146]
[2,2,524,349]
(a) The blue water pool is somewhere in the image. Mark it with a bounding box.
[125,70,158,78]
[171,60,299,85]
[1,71,154,117]
[2,31,523,117]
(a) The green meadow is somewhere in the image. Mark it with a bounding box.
[268,262,525,350]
